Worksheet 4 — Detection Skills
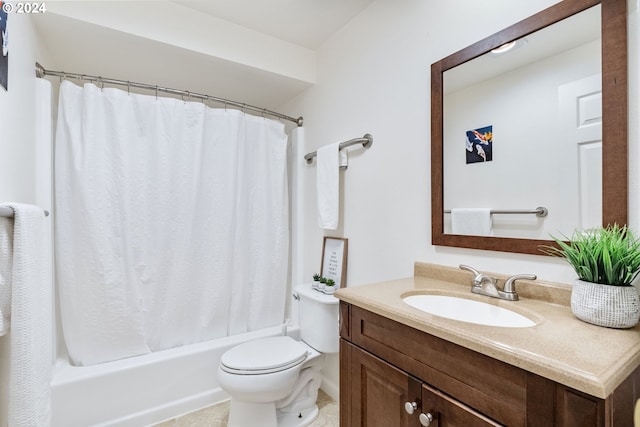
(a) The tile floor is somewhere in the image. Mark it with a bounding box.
[154,390,338,427]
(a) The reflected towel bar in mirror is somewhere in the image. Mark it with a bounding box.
[444,207,548,217]
[304,133,373,164]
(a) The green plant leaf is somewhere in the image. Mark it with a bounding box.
[540,224,640,286]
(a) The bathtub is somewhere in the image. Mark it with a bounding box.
[51,324,296,427]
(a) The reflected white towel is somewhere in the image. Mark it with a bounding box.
[1,203,52,426]
[317,142,341,229]
[451,208,493,236]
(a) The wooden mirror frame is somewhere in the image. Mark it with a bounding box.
[431,0,627,255]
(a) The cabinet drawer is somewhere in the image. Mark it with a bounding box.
[422,382,504,427]
[349,305,528,426]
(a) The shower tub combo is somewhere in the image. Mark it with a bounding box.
[36,75,300,427]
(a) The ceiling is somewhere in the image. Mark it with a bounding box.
[32,0,374,113]
[172,0,374,50]
[445,4,600,93]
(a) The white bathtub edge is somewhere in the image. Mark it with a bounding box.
[51,325,290,427]
[96,389,229,427]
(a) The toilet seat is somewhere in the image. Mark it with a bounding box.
[220,336,309,375]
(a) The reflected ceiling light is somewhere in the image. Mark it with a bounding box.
[491,41,517,54]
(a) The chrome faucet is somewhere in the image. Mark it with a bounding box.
[459,265,536,301]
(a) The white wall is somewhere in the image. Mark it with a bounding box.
[0,12,52,426]
[284,0,639,390]
[0,15,38,201]
[630,0,640,233]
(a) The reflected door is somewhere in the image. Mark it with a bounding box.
[559,74,602,231]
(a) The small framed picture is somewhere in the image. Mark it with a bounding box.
[320,237,348,288]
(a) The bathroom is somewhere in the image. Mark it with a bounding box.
[0,0,638,425]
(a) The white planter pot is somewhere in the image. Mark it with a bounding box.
[324,286,336,295]
[571,279,640,329]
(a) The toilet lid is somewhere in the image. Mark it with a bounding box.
[220,336,308,374]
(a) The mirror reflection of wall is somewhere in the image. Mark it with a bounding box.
[443,5,601,239]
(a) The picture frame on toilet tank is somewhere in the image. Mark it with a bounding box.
[320,237,348,288]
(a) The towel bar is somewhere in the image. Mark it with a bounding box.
[444,207,548,217]
[304,134,373,164]
[0,206,50,218]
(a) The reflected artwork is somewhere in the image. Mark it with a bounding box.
[465,125,492,164]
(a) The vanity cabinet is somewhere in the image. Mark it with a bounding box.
[339,302,639,427]
[343,340,501,426]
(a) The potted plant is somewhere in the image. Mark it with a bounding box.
[312,273,321,290]
[541,224,640,328]
[324,279,336,295]
[317,276,327,292]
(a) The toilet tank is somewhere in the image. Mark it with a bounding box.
[293,283,339,353]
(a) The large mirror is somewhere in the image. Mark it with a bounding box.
[431,0,627,255]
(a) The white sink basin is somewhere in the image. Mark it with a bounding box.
[402,294,537,328]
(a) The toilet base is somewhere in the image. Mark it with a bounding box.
[277,404,319,427]
[228,400,277,427]
[227,400,319,427]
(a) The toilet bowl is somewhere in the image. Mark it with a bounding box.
[217,283,339,427]
[218,336,312,403]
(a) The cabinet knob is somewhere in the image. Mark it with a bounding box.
[404,401,418,414]
[419,412,434,426]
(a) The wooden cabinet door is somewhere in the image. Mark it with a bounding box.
[555,386,604,427]
[346,341,422,427]
[421,382,504,427]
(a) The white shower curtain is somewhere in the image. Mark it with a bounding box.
[55,81,289,366]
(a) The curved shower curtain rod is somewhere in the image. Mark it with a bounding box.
[35,63,304,127]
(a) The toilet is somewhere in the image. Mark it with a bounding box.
[217,283,339,427]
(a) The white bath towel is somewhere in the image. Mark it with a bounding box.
[317,142,342,229]
[451,208,493,236]
[0,203,52,426]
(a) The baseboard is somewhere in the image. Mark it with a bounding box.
[320,375,339,402]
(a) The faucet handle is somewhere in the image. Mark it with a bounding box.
[459,265,497,287]
[503,274,537,293]
[459,264,481,277]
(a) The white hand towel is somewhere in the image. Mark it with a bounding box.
[317,142,341,229]
[1,203,52,426]
[0,215,13,335]
[451,208,493,236]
